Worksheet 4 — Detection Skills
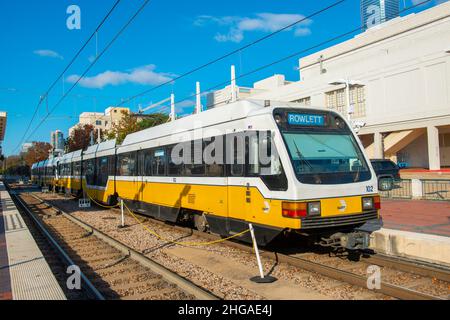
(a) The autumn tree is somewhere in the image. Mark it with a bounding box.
[105,110,168,144]
[0,155,29,176]
[66,123,99,152]
[23,142,52,167]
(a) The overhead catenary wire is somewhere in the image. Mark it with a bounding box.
[22,0,153,145]
[118,0,348,106]
[19,0,435,145]
[168,0,435,113]
[14,0,123,153]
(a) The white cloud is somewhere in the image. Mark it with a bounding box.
[195,13,312,43]
[66,65,175,89]
[33,49,64,60]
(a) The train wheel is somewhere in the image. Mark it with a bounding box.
[194,213,209,232]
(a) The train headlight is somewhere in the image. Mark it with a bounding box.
[307,201,321,216]
[362,197,374,210]
[335,117,345,129]
[274,114,282,124]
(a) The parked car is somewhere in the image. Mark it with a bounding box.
[370,159,401,191]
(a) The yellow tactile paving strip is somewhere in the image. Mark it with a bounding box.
[0,183,66,300]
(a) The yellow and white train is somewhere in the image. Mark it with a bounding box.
[31,100,382,249]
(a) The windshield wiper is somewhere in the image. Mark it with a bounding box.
[293,140,313,172]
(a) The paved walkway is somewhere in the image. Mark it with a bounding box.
[0,193,12,300]
[0,183,66,300]
[380,199,450,237]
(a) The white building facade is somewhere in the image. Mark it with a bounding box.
[247,2,450,170]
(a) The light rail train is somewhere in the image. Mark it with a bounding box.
[31,100,382,249]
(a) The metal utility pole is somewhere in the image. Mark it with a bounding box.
[195,82,202,114]
[231,65,237,103]
[97,128,101,144]
[170,93,176,121]
[90,130,94,146]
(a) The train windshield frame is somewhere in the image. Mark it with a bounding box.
[274,108,372,185]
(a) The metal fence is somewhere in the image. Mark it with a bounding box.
[379,179,412,199]
[421,179,450,201]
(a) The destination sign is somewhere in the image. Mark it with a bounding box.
[287,113,325,126]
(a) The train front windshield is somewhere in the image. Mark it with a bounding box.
[277,110,371,185]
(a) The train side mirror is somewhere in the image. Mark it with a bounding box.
[378,177,394,191]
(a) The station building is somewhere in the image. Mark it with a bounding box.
[68,106,130,137]
[210,1,450,170]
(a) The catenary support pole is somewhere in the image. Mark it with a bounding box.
[195,82,201,114]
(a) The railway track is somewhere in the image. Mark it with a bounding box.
[9,187,217,300]
[27,187,450,300]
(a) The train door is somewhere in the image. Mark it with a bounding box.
[226,132,248,235]
[137,150,145,206]
[130,151,139,209]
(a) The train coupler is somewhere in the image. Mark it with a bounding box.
[317,231,370,250]
[339,232,370,250]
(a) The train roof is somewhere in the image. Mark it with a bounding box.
[117,99,330,152]
[46,157,59,166]
[118,99,265,151]
[60,152,74,164]
[83,139,116,160]
[72,149,83,162]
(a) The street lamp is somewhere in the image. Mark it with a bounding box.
[328,78,364,121]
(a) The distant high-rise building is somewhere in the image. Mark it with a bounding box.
[361,0,399,30]
[50,130,64,152]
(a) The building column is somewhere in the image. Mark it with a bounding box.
[374,132,383,159]
[427,126,440,170]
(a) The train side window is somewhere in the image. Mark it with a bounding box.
[97,157,108,186]
[168,145,184,176]
[227,133,245,177]
[247,132,260,176]
[108,155,115,176]
[184,140,205,176]
[143,150,152,176]
[86,159,95,185]
[204,137,224,177]
[130,152,137,176]
[256,131,288,191]
[152,149,166,176]
[137,151,144,176]
[118,153,132,176]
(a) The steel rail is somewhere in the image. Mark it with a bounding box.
[30,190,448,300]
[27,193,218,300]
[9,192,105,300]
[362,253,450,283]
[106,205,449,300]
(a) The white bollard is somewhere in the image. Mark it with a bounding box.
[120,199,125,228]
[248,223,277,283]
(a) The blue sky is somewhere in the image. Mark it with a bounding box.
[0,0,444,155]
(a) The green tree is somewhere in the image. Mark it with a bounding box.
[106,111,169,144]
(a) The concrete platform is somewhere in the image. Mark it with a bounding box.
[381,199,450,237]
[370,228,450,267]
[370,199,450,267]
[0,182,66,300]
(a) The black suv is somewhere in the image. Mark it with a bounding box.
[370,159,401,191]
